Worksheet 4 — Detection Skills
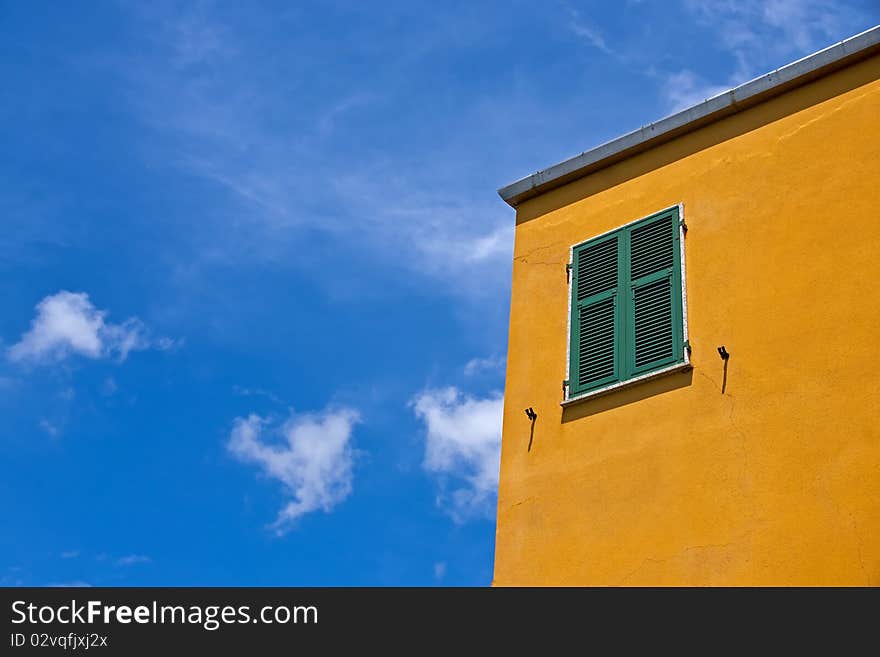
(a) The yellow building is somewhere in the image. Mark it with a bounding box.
[493,27,880,586]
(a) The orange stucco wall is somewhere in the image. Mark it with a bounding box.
[494,54,880,586]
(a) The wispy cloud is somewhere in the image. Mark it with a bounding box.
[1,569,25,587]
[232,385,284,405]
[692,0,858,53]
[411,387,502,522]
[655,1,870,113]
[122,6,515,296]
[101,377,118,396]
[7,291,175,365]
[682,0,868,81]
[115,554,152,567]
[38,419,60,438]
[662,69,733,113]
[228,407,361,533]
[565,6,613,54]
[463,355,506,377]
[59,550,80,560]
[329,170,514,284]
[316,93,378,137]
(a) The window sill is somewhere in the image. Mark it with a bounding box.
[561,359,692,407]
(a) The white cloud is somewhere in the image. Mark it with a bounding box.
[327,171,514,289]
[566,7,613,54]
[411,387,503,522]
[38,419,60,438]
[232,385,283,405]
[408,218,512,272]
[101,377,118,396]
[682,0,867,80]
[463,355,506,377]
[7,291,173,364]
[316,93,377,136]
[660,1,870,113]
[663,69,733,113]
[59,550,80,560]
[433,561,447,581]
[123,7,516,297]
[116,554,152,567]
[460,225,513,264]
[228,407,360,533]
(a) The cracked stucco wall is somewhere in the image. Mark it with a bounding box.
[493,53,880,586]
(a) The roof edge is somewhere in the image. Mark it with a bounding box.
[498,24,880,208]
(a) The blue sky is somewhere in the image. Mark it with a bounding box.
[1,1,877,586]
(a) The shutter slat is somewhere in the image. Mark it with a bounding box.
[576,297,616,386]
[634,305,670,322]
[630,214,676,370]
[637,338,673,358]
[581,351,615,366]
[631,241,669,259]
[576,238,618,301]
[638,335,673,352]
[630,216,674,280]
[633,278,674,368]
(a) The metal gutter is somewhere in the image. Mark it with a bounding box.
[498,25,880,208]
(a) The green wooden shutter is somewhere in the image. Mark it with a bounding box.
[568,207,684,399]
[627,212,681,374]
[569,234,620,395]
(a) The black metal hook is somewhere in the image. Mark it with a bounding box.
[524,407,537,421]
[717,345,730,360]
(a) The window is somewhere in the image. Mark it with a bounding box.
[566,205,688,401]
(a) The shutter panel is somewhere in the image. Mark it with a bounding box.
[630,214,674,280]
[633,278,673,367]
[571,236,619,393]
[577,297,616,386]
[576,238,617,301]
[628,214,678,373]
